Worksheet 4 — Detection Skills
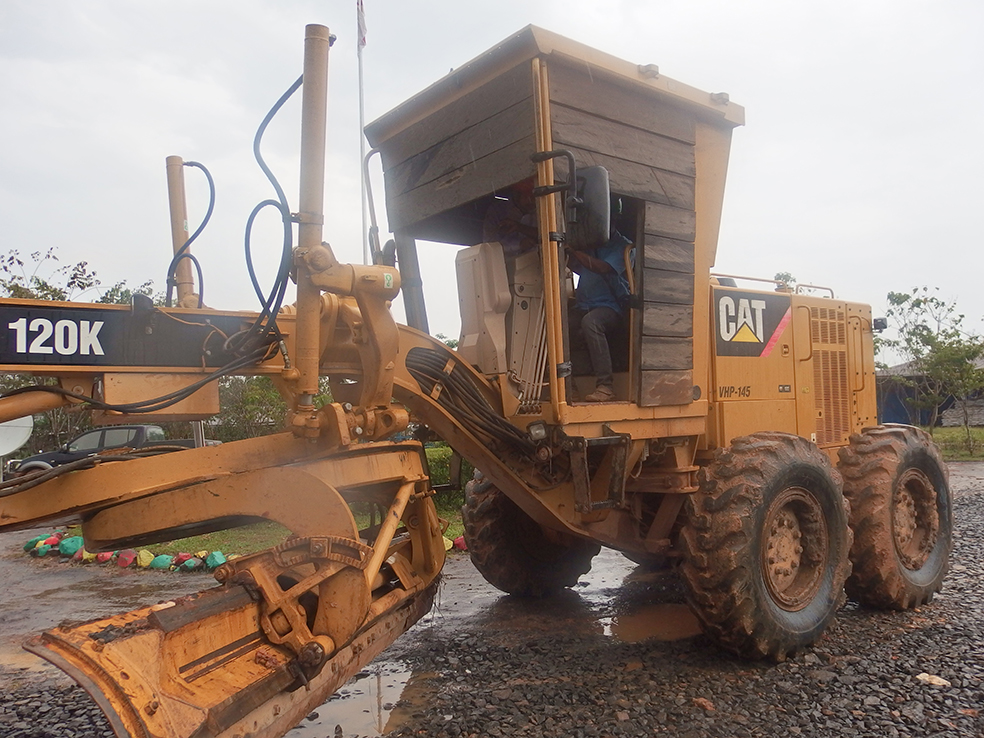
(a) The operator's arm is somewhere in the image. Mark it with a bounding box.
[568,249,615,276]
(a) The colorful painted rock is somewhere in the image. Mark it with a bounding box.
[23,535,47,552]
[179,557,204,572]
[149,555,174,570]
[172,552,193,567]
[204,551,226,570]
[116,549,137,568]
[136,549,155,568]
[59,536,84,557]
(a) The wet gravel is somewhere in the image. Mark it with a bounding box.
[2,462,982,738]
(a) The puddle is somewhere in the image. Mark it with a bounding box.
[287,661,438,737]
[574,549,637,606]
[602,603,702,643]
[0,528,211,668]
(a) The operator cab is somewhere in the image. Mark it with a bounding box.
[365,25,743,423]
[423,173,638,408]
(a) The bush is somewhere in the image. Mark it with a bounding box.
[424,444,474,487]
[424,444,473,539]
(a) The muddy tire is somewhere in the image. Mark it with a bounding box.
[680,432,852,660]
[462,478,599,597]
[838,425,951,609]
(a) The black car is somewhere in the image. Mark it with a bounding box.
[7,424,208,475]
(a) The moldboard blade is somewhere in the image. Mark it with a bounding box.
[25,581,437,738]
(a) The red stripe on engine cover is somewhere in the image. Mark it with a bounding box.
[760,307,792,357]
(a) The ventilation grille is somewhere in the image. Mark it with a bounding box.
[810,306,846,345]
[811,307,850,445]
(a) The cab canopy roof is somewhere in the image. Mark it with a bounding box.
[365,24,743,248]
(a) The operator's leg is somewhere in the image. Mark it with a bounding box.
[581,306,620,401]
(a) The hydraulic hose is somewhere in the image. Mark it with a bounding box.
[165,160,215,308]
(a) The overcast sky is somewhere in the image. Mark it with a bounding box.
[1,0,982,353]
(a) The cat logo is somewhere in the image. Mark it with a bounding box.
[714,289,792,358]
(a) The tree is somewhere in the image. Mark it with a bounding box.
[773,271,796,288]
[435,333,458,349]
[95,278,159,306]
[211,376,287,442]
[879,287,984,446]
[923,338,984,451]
[0,248,159,305]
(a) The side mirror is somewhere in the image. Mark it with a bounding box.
[873,317,888,332]
[530,150,611,251]
[567,166,610,252]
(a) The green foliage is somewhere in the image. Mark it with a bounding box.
[425,444,471,539]
[0,247,159,305]
[209,376,334,442]
[210,376,288,442]
[434,491,464,541]
[880,287,984,449]
[773,271,796,288]
[0,248,95,301]
[424,443,474,487]
[922,426,984,461]
[435,333,459,349]
[95,279,161,306]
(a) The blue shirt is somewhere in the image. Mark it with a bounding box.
[575,233,632,314]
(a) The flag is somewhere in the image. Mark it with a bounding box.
[357,0,367,48]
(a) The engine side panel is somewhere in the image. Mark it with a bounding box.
[708,286,877,451]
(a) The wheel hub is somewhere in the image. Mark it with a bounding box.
[761,487,828,611]
[893,468,939,570]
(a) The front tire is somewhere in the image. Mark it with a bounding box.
[462,479,599,597]
[680,432,852,660]
[838,425,951,609]
[14,461,53,477]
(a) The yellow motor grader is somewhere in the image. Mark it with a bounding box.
[0,24,951,738]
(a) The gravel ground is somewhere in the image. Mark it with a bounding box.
[1,462,982,738]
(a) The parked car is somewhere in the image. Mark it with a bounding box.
[7,424,218,475]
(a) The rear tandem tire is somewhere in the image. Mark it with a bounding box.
[680,432,852,661]
[838,425,952,609]
[461,479,599,597]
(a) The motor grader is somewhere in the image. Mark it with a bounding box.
[0,24,951,738]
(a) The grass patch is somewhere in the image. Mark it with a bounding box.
[151,521,290,557]
[925,425,984,461]
[434,487,465,541]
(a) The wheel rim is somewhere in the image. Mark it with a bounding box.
[761,486,828,611]
[892,468,939,570]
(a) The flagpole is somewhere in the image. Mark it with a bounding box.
[358,1,369,265]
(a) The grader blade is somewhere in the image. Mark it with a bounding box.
[4,439,446,738]
[26,578,438,738]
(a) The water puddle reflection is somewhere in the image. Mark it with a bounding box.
[602,603,702,643]
[287,661,438,738]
